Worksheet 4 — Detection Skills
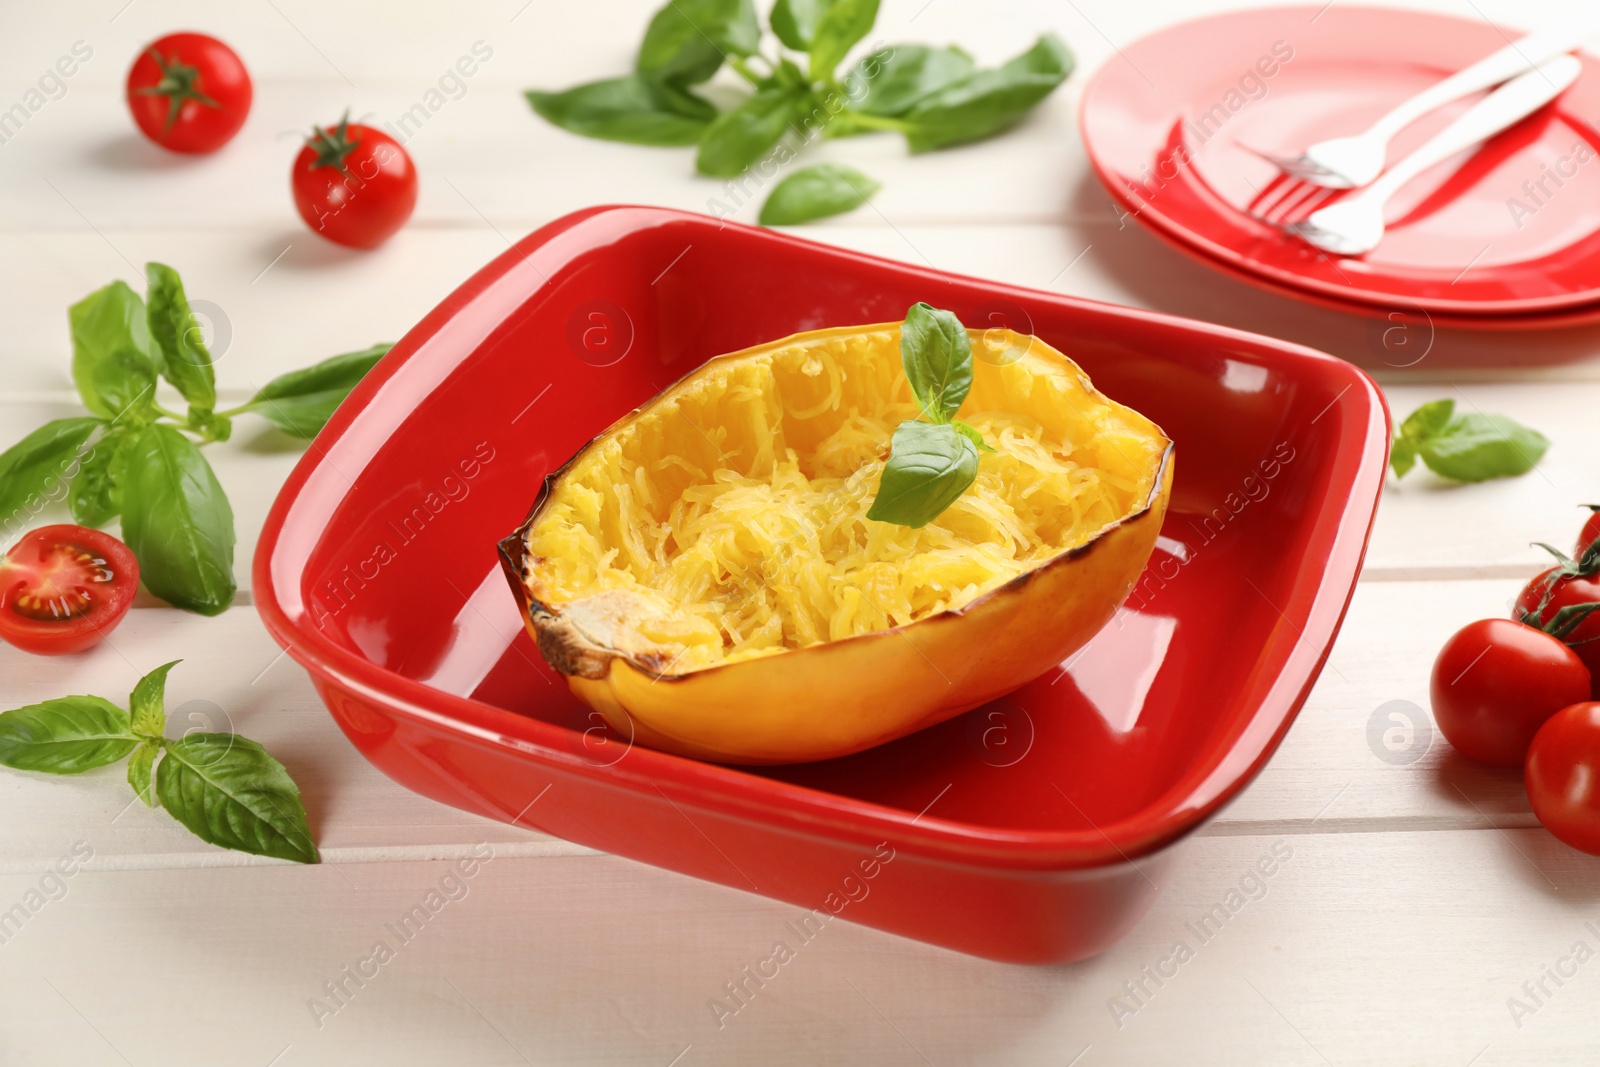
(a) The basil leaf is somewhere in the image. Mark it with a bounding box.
[528,77,713,146]
[951,419,995,453]
[0,417,99,532]
[1398,399,1454,442]
[808,0,880,81]
[1419,413,1549,483]
[144,262,217,413]
[696,89,807,177]
[116,423,235,615]
[1389,438,1417,479]
[901,33,1073,153]
[130,660,178,739]
[899,302,972,423]
[845,44,975,116]
[156,733,319,863]
[867,420,980,528]
[67,430,124,527]
[760,163,880,224]
[69,281,158,421]
[637,0,758,83]
[0,696,137,774]
[245,343,390,440]
[128,741,159,807]
[770,0,826,50]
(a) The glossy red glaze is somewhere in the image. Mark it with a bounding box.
[1082,6,1600,326]
[254,206,1388,963]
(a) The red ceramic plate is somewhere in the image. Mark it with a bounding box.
[1081,5,1600,321]
[255,206,1388,963]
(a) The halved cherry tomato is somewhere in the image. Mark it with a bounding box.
[1430,618,1591,767]
[1527,701,1600,855]
[291,115,417,249]
[0,526,139,655]
[1579,505,1600,559]
[126,33,252,154]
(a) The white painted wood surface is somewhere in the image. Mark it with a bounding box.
[4,0,1600,1063]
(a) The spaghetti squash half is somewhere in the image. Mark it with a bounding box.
[499,322,1172,764]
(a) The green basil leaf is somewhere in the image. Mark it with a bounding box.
[0,696,137,774]
[637,0,759,83]
[528,77,713,146]
[69,281,158,421]
[901,33,1073,153]
[67,430,124,527]
[144,262,217,413]
[116,423,235,615]
[245,343,390,440]
[900,302,972,423]
[1398,399,1454,442]
[760,163,880,224]
[696,89,806,177]
[808,0,880,81]
[867,420,980,528]
[128,741,160,807]
[0,417,99,533]
[845,44,975,116]
[1419,412,1549,483]
[155,733,319,863]
[130,660,179,739]
[770,0,825,49]
[951,419,995,453]
[1389,438,1417,479]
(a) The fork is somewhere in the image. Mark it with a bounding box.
[1255,12,1600,189]
[1283,55,1583,256]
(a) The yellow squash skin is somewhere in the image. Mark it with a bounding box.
[498,323,1173,765]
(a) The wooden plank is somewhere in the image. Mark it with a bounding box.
[0,828,1595,1065]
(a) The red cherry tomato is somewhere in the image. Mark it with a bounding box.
[0,526,139,656]
[1516,566,1600,695]
[126,33,251,154]
[291,116,417,249]
[1430,618,1591,767]
[1527,702,1600,855]
[1579,505,1600,559]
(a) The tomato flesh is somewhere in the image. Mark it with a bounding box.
[1528,702,1600,855]
[0,525,139,655]
[1430,618,1592,767]
[126,33,252,154]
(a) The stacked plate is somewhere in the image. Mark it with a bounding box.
[1080,5,1600,331]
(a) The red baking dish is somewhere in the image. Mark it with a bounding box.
[254,206,1387,964]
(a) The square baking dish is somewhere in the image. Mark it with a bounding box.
[255,206,1388,963]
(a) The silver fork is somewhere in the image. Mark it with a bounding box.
[1255,13,1600,189]
[1283,55,1583,256]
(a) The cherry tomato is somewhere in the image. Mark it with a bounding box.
[291,115,417,249]
[1516,567,1600,695]
[0,526,139,656]
[1527,702,1600,855]
[126,33,252,154]
[1579,505,1600,559]
[1430,618,1591,767]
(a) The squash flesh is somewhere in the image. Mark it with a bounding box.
[520,326,1166,673]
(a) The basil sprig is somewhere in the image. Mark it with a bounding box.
[525,0,1072,223]
[866,303,993,528]
[0,262,389,615]
[0,662,318,863]
[1390,399,1549,483]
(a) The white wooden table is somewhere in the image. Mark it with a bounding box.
[4,1,1600,1063]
